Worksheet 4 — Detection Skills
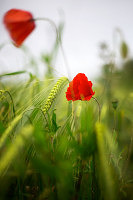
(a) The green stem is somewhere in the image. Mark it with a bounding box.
[2,90,15,117]
[21,107,45,124]
[92,97,101,122]
[34,17,71,79]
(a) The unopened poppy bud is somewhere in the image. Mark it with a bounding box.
[120,41,128,59]
[112,100,118,110]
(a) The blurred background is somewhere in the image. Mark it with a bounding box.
[1,1,133,199]
[0,0,133,80]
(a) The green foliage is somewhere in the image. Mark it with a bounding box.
[0,71,29,78]
[0,31,133,200]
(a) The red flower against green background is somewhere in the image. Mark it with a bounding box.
[66,73,95,101]
[3,9,36,47]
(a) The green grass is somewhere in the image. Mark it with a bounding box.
[0,37,133,200]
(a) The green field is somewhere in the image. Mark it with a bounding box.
[0,15,133,199]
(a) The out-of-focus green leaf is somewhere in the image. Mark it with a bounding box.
[0,71,29,78]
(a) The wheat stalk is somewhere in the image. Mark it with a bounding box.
[95,122,116,200]
[0,125,33,177]
[42,77,68,115]
[0,114,22,149]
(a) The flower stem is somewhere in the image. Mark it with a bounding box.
[92,97,101,122]
[34,17,71,79]
[72,101,74,119]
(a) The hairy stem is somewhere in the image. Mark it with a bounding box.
[92,97,101,122]
[34,17,71,79]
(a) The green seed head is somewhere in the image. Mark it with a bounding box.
[42,77,68,115]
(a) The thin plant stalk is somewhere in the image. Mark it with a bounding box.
[34,17,71,79]
[0,90,15,117]
[92,97,101,122]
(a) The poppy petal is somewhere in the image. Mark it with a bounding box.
[3,9,35,47]
[66,73,95,101]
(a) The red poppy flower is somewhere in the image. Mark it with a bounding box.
[3,9,36,47]
[66,73,95,101]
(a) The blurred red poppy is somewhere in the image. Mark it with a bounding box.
[66,73,95,101]
[3,9,35,47]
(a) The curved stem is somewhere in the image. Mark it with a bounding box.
[112,28,124,62]
[72,101,74,119]
[92,97,101,122]
[21,107,45,125]
[34,17,71,79]
[5,91,15,117]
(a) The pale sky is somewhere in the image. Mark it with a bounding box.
[0,0,133,80]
